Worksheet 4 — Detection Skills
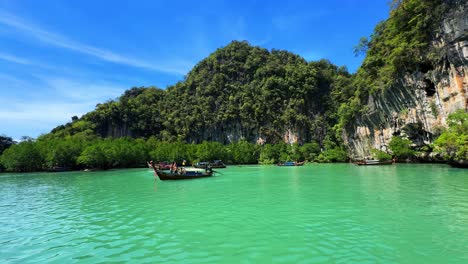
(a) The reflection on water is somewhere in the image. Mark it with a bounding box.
[1,164,467,263]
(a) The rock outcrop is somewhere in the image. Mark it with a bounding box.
[344,1,467,158]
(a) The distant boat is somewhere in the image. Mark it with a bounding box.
[354,159,394,166]
[194,160,226,169]
[277,161,305,166]
[153,167,214,180]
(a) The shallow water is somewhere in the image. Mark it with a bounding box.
[1,164,467,263]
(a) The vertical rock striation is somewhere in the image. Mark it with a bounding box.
[345,1,467,158]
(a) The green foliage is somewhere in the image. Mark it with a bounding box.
[226,140,259,164]
[48,41,352,148]
[419,144,433,152]
[362,0,447,92]
[37,137,87,169]
[196,141,227,163]
[0,141,43,172]
[371,149,392,161]
[33,41,355,170]
[317,136,346,162]
[299,142,321,161]
[259,142,317,164]
[5,0,457,171]
[338,0,450,130]
[400,108,409,116]
[389,136,415,159]
[258,144,278,164]
[353,37,370,57]
[317,147,348,163]
[434,110,468,161]
[78,143,110,169]
[446,109,468,133]
[77,138,148,169]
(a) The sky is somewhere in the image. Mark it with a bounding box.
[0,0,390,140]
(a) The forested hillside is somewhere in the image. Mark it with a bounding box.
[1,0,466,172]
[52,41,354,146]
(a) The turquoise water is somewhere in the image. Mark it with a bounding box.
[1,164,467,263]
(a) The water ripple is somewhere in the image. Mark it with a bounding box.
[1,165,468,263]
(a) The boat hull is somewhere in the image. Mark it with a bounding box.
[355,160,393,166]
[155,170,213,180]
[277,161,305,166]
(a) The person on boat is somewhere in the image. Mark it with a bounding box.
[182,160,186,166]
[171,161,177,174]
[176,167,186,174]
[204,164,212,173]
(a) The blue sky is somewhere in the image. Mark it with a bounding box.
[0,0,389,140]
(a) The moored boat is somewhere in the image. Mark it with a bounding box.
[150,163,214,180]
[354,159,394,166]
[277,161,305,166]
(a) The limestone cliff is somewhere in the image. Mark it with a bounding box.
[344,1,467,159]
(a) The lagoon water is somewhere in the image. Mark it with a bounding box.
[1,164,467,263]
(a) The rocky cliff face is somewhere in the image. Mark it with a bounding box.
[344,1,467,158]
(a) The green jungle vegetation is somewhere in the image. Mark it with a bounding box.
[0,134,345,171]
[1,0,466,172]
[434,110,468,162]
[337,0,451,134]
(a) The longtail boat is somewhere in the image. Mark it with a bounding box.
[152,166,214,180]
[354,159,394,166]
[277,161,305,166]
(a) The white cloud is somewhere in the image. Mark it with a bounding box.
[0,101,89,122]
[0,52,31,65]
[0,100,92,138]
[0,75,128,138]
[0,11,192,75]
[40,77,124,102]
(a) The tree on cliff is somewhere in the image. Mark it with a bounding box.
[434,110,468,162]
[389,136,415,160]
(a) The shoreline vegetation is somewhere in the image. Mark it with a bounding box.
[0,110,466,173]
[1,1,466,173]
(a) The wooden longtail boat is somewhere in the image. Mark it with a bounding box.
[354,159,394,166]
[152,167,214,180]
[277,161,305,166]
